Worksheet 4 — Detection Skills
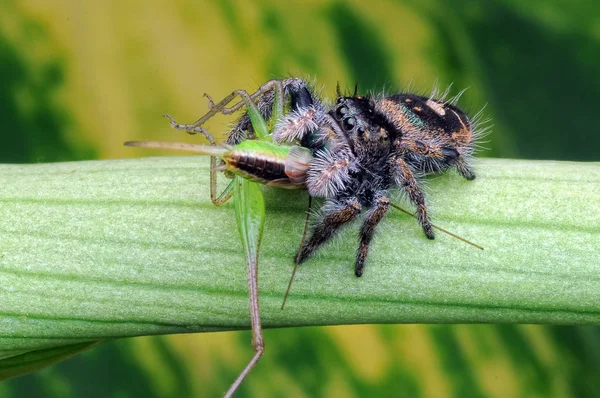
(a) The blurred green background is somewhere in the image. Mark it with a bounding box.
[1,0,599,396]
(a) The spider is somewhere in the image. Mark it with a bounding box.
[218,77,482,276]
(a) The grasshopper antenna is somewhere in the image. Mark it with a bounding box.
[390,203,483,250]
[281,196,313,309]
[353,81,359,96]
[124,141,229,157]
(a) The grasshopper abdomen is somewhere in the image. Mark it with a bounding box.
[222,141,312,188]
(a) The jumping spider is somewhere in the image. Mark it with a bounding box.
[163,77,483,276]
[224,77,481,276]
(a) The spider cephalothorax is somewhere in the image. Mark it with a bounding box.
[227,77,484,276]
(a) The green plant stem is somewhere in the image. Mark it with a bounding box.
[0,157,599,358]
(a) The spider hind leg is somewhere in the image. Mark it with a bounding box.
[392,156,435,240]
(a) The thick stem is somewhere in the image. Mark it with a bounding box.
[0,156,598,360]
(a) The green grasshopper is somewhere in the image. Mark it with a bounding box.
[126,87,303,397]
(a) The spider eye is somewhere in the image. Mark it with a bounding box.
[343,117,356,131]
[336,106,348,119]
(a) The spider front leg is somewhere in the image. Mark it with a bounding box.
[229,78,321,145]
[355,195,390,276]
[295,198,362,264]
[305,148,354,198]
[392,156,435,240]
[272,106,321,143]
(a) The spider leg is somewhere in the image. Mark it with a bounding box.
[399,137,475,180]
[229,78,321,145]
[392,156,435,239]
[355,195,389,276]
[400,138,445,160]
[455,158,476,180]
[295,198,362,264]
[273,106,320,143]
[306,148,354,198]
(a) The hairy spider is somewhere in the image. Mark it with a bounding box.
[226,77,484,276]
